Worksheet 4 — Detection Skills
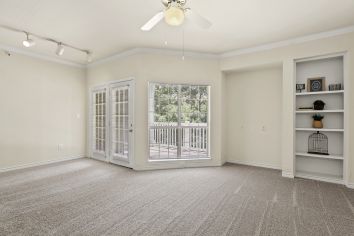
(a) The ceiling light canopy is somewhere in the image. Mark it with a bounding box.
[164,6,185,26]
[141,0,211,31]
[22,32,35,48]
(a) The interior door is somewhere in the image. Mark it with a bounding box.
[109,81,134,166]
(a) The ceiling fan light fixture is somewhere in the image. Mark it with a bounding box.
[164,6,185,26]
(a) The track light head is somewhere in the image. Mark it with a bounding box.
[56,43,65,56]
[23,33,35,48]
[86,51,93,62]
[3,50,11,56]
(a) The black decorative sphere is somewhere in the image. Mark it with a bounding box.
[313,100,325,110]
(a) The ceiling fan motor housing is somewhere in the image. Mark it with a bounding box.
[162,0,187,8]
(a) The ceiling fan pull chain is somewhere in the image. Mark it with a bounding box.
[182,28,185,60]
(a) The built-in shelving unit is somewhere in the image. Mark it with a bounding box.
[296,90,344,96]
[294,54,346,184]
[295,128,344,132]
[296,152,344,160]
[296,110,344,114]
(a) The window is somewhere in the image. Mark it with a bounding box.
[149,83,210,160]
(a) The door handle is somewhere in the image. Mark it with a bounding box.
[129,129,133,133]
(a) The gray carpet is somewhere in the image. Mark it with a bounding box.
[1,159,354,236]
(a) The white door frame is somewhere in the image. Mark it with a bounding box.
[108,80,135,168]
[89,78,135,168]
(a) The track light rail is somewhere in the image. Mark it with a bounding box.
[0,24,92,58]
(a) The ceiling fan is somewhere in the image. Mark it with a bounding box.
[141,0,212,31]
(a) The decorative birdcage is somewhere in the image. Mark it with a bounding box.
[308,131,329,155]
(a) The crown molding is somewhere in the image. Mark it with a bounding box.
[138,47,219,59]
[220,25,354,58]
[0,43,86,68]
[2,25,354,68]
[87,47,219,68]
[86,48,141,67]
[89,25,354,67]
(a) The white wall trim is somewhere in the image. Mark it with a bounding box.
[0,43,86,68]
[134,159,221,171]
[220,25,354,58]
[87,47,219,67]
[346,182,354,189]
[282,170,295,179]
[87,48,141,67]
[227,159,281,170]
[295,172,343,185]
[2,25,354,68]
[88,25,354,67]
[0,156,86,173]
[139,48,219,60]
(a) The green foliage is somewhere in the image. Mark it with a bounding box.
[153,84,208,123]
[312,114,324,121]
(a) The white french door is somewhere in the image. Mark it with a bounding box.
[109,81,133,165]
[92,87,107,161]
[91,80,134,167]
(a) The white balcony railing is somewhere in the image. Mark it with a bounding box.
[149,122,208,159]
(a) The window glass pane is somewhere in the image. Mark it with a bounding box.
[149,83,209,160]
[199,86,208,100]
[190,86,199,100]
[181,85,190,99]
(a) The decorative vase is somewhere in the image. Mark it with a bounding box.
[313,120,323,129]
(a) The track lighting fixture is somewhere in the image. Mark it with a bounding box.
[55,43,65,56]
[0,25,92,62]
[2,50,11,56]
[86,52,93,62]
[22,32,35,48]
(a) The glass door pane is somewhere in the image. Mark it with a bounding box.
[110,83,131,163]
[92,89,107,160]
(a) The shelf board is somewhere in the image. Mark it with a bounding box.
[296,90,344,96]
[295,171,343,184]
[295,128,344,132]
[296,152,344,160]
[296,109,344,114]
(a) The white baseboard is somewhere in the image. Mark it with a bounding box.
[346,182,354,189]
[135,158,221,171]
[227,159,281,170]
[282,170,295,179]
[0,156,85,173]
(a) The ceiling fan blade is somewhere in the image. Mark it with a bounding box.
[141,11,164,31]
[186,9,212,29]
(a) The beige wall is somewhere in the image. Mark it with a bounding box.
[2,29,353,187]
[87,32,354,186]
[221,32,354,184]
[224,67,282,169]
[0,53,86,170]
[87,53,223,170]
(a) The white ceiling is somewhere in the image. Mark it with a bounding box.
[0,0,354,64]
